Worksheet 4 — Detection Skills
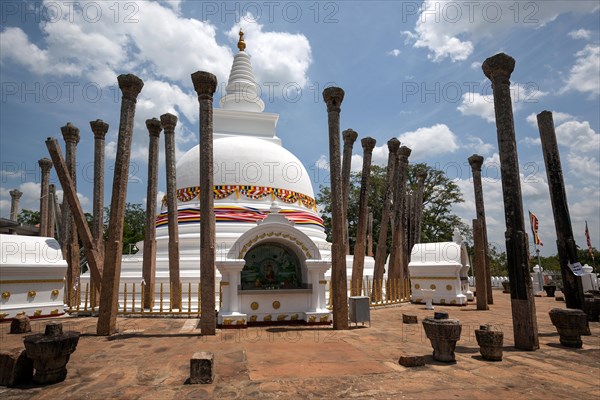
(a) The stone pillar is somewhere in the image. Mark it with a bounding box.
[341,129,358,255]
[143,118,162,309]
[191,71,218,335]
[90,120,108,245]
[161,113,182,310]
[38,158,53,237]
[61,123,80,307]
[468,154,494,305]
[483,53,538,350]
[351,137,376,295]
[48,184,56,238]
[537,111,585,310]
[90,119,108,306]
[367,210,374,257]
[9,189,22,221]
[388,146,411,283]
[322,86,349,330]
[373,139,400,288]
[97,74,143,336]
[473,218,489,310]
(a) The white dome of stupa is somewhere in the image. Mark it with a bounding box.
[176,136,315,199]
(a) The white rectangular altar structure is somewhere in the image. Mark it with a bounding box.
[408,234,471,306]
[0,234,67,320]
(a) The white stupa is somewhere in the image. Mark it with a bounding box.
[85,31,375,326]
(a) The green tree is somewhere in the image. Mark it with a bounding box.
[103,203,145,254]
[488,245,508,276]
[316,163,466,254]
[17,209,40,226]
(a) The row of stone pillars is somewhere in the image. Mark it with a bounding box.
[324,88,429,327]
[482,52,586,350]
[43,69,219,336]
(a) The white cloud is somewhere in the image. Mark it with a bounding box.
[227,14,312,89]
[315,155,329,171]
[464,136,494,155]
[520,137,541,147]
[0,1,235,86]
[403,1,599,62]
[350,154,363,172]
[568,29,592,40]
[555,120,600,152]
[398,124,459,160]
[457,92,495,122]
[526,111,574,127]
[470,61,482,70]
[567,153,600,183]
[524,111,599,156]
[388,49,401,57]
[563,45,600,97]
[458,83,548,123]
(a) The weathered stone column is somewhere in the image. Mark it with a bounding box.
[38,158,53,237]
[351,137,376,295]
[90,120,108,246]
[90,119,108,306]
[97,74,143,336]
[342,129,358,255]
[61,123,81,307]
[373,139,400,288]
[161,113,182,310]
[468,154,493,305]
[323,86,349,330]
[537,111,585,310]
[48,184,56,238]
[191,71,218,335]
[9,189,22,221]
[483,53,538,350]
[143,118,162,309]
[367,210,374,257]
[473,218,489,310]
[388,146,411,283]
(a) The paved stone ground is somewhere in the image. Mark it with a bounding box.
[1,291,598,399]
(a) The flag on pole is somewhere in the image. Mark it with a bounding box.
[529,211,543,247]
[585,220,594,259]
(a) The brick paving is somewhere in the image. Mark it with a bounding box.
[1,291,598,399]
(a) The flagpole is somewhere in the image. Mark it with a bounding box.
[585,220,596,275]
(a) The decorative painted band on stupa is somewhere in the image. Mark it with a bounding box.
[155,205,324,229]
[161,185,317,210]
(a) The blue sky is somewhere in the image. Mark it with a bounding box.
[1,1,599,258]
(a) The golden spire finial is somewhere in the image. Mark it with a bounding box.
[237,29,246,52]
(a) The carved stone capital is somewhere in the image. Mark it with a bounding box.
[191,71,218,99]
[117,74,144,100]
[416,168,428,181]
[38,158,53,173]
[398,145,412,161]
[9,189,23,200]
[361,137,376,153]
[90,119,109,140]
[342,129,358,146]
[482,53,515,84]
[322,87,345,113]
[61,122,80,144]
[145,118,162,137]
[160,113,178,133]
[387,138,400,154]
[468,154,484,171]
